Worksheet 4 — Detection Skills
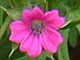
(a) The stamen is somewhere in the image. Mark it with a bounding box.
[31,20,43,35]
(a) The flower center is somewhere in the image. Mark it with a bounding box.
[31,20,43,35]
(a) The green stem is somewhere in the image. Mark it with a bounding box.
[8,43,19,59]
[44,0,48,11]
[8,0,14,8]
[0,16,11,40]
[0,9,4,27]
[0,6,7,12]
[11,0,18,8]
[8,49,15,59]
[48,55,55,60]
[61,20,72,28]
[44,51,55,60]
[28,0,32,9]
[49,55,55,60]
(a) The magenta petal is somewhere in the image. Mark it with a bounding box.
[40,28,63,53]
[19,34,33,52]
[22,6,43,23]
[9,21,28,43]
[22,9,34,24]
[43,10,65,30]
[27,36,42,58]
[44,10,59,19]
[45,27,63,44]
[52,17,65,30]
[31,6,43,20]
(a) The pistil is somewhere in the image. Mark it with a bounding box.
[31,20,43,35]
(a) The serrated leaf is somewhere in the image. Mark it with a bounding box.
[58,29,70,60]
[68,27,78,47]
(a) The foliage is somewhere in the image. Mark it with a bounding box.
[0,0,80,60]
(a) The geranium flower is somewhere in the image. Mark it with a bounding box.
[9,6,65,58]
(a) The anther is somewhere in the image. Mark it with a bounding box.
[31,20,43,35]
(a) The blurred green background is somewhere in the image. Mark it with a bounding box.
[0,0,80,60]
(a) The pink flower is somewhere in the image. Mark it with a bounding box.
[9,6,65,58]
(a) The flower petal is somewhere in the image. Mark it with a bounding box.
[43,10,65,30]
[22,9,33,24]
[19,34,33,52]
[9,21,29,43]
[39,27,63,53]
[22,6,43,24]
[31,6,43,20]
[27,36,42,58]
[45,27,63,44]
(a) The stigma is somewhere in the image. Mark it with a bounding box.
[31,20,43,35]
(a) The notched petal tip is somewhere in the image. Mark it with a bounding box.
[27,52,38,58]
[51,9,59,15]
[31,6,43,20]
[25,37,42,58]
[22,10,29,16]
[44,9,59,16]
[32,6,43,14]
[41,28,63,53]
[9,21,28,44]
[33,6,41,10]
[22,9,31,15]
[9,21,20,43]
[21,9,36,23]
[27,50,42,58]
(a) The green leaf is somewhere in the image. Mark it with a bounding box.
[0,6,21,20]
[6,9,21,20]
[0,16,11,40]
[76,24,80,34]
[62,19,80,29]
[0,9,4,27]
[0,40,11,60]
[58,29,70,60]
[8,43,19,59]
[62,20,71,28]
[68,27,78,47]
[8,50,25,60]
[66,9,80,22]
[14,56,27,60]
[39,0,48,11]
[42,51,55,60]
[0,28,11,60]
[63,9,80,29]
[13,51,46,60]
